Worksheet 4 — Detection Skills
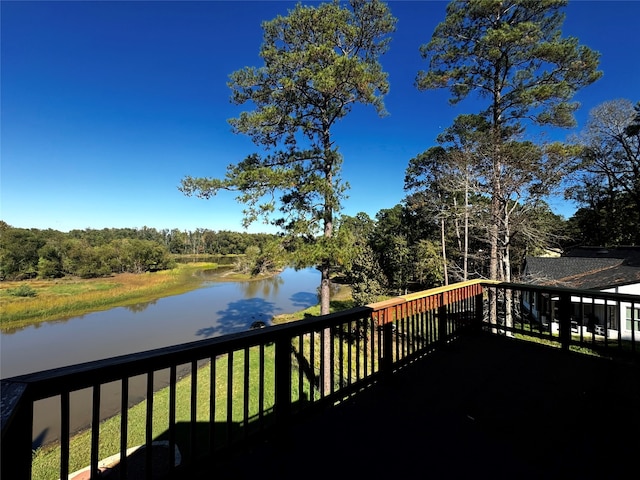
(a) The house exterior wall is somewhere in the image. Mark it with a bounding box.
[602,282,640,339]
[603,283,640,296]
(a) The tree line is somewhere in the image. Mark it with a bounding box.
[337,96,639,304]
[0,223,278,280]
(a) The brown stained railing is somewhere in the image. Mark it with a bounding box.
[2,279,638,479]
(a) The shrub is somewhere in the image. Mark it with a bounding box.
[7,284,37,297]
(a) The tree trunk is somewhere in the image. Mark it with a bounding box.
[463,179,469,281]
[441,217,449,285]
[320,125,333,394]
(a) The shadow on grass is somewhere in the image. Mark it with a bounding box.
[100,397,311,479]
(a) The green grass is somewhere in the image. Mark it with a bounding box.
[511,329,638,358]
[31,346,294,479]
[31,323,373,479]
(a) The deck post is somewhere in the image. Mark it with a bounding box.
[1,380,33,479]
[558,293,572,351]
[381,322,394,374]
[475,291,484,333]
[438,293,448,344]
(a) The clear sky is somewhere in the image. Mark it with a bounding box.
[2,1,638,234]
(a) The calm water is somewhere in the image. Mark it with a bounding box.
[0,267,320,379]
[1,267,321,447]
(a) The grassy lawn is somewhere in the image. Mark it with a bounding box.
[30,332,367,479]
[512,328,640,358]
[0,263,219,332]
[31,347,285,479]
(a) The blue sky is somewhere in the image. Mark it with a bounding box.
[2,1,638,234]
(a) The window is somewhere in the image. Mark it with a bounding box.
[626,307,640,332]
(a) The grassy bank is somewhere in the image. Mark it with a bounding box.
[0,263,219,332]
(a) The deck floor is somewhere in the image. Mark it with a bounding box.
[210,333,639,480]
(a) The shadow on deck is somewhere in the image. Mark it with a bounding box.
[209,332,639,480]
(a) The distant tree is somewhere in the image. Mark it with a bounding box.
[370,205,414,294]
[37,242,64,278]
[406,146,451,284]
[412,238,446,287]
[566,99,640,245]
[337,213,387,304]
[235,240,286,276]
[405,115,487,283]
[625,102,640,137]
[180,0,396,318]
[0,225,42,280]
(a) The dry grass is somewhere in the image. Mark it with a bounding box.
[0,263,217,332]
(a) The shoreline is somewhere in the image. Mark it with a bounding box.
[1,263,227,332]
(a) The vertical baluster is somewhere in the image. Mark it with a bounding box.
[355,319,360,383]
[90,385,101,479]
[393,307,399,362]
[309,330,315,400]
[226,351,234,447]
[297,335,304,407]
[120,377,129,480]
[259,343,265,428]
[209,357,216,459]
[603,299,609,349]
[243,347,250,441]
[145,372,153,480]
[363,316,369,379]
[632,301,638,354]
[591,297,596,345]
[320,329,326,398]
[579,297,585,343]
[60,392,70,480]
[416,304,422,353]
[616,299,622,349]
[339,324,344,389]
[331,326,335,395]
[191,360,198,463]
[348,320,353,386]
[168,367,176,476]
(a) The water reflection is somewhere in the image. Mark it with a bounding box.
[124,299,158,313]
[239,274,284,298]
[196,297,278,338]
[290,291,319,308]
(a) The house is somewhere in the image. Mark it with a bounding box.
[522,247,640,340]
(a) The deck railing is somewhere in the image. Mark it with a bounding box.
[1,280,637,479]
[482,282,639,358]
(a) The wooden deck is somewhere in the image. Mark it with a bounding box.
[209,332,640,479]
